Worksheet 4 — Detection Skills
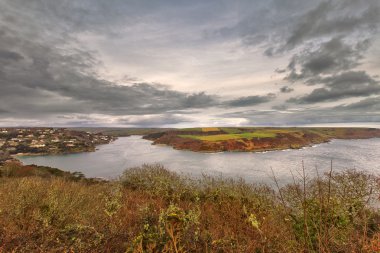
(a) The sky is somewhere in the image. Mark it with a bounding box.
[0,0,380,127]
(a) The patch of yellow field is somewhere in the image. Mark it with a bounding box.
[202,127,220,132]
[179,132,276,141]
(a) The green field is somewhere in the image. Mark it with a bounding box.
[176,127,364,142]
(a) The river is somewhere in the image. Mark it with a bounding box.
[18,136,380,184]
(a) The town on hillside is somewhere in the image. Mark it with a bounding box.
[0,128,115,165]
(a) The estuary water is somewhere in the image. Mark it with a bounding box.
[18,136,380,184]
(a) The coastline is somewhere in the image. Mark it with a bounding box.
[13,149,95,158]
[12,135,380,158]
[149,136,380,154]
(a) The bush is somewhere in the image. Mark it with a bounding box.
[0,164,379,252]
[120,164,192,201]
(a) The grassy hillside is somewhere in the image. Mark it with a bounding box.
[0,163,380,252]
[144,127,380,152]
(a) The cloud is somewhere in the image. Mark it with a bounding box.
[220,105,380,126]
[277,1,380,106]
[116,114,191,127]
[1,0,380,127]
[0,50,23,62]
[289,71,380,103]
[223,0,379,55]
[226,93,276,107]
[285,0,380,49]
[182,92,218,108]
[0,20,222,118]
[0,109,10,114]
[336,96,380,111]
[286,37,370,81]
[280,86,294,93]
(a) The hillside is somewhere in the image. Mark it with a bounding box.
[0,163,379,252]
[143,127,380,152]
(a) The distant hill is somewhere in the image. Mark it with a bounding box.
[143,127,380,152]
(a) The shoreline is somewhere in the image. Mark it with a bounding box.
[13,149,96,158]
[12,136,380,159]
[149,136,380,154]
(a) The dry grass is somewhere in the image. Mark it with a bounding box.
[179,132,277,142]
[0,164,380,252]
[201,128,220,132]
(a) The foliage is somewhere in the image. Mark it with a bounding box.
[0,164,379,252]
[0,162,86,181]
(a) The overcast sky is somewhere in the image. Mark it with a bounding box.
[1,0,380,127]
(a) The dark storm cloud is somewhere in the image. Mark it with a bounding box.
[182,92,218,108]
[219,0,380,112]
[221,0,379,53]
[280,86,294,93]
[0,50,23,62]
[289,71,380,104]
[210,0,319,52]
[285,0,380,49]
[0,5,271,123]
[0,3,223,119]
[227,93,276,107]
[336,96,380,111]
[278,1,380,106]
[1,0,380,127]
[286,38,370,82]
[1,0,282,126]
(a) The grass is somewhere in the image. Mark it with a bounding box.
[220,127,243,134]
[0,162,86,180]
[176,128,203,132]
[1,163,380,252]
[201,127,220,132]
[179,131,277,141]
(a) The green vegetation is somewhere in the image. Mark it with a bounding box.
[175,128,203,132]
[220,127,244,134]
[145,127,380,152]
[179,131,277,141]
[1,163,380,252]
[0,162,88,181]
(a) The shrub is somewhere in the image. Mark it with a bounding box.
[0,164,379,252]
